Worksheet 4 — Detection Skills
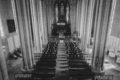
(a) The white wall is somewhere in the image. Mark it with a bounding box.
[0,0,21,59]
[107,36,120,51]
[106,0,120,54]
[111,0,120,38]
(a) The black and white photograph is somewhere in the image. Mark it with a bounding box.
[0,0,119,80]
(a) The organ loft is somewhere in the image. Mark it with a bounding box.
[0,0,120,80]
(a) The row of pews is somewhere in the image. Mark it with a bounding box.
[15,41,58,80]
[32,42,58,80]
[65,41,95,80]
[15,40,113,80]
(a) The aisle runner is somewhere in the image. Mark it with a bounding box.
[55,40,69,80]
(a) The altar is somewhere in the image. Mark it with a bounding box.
[52,0,71,36]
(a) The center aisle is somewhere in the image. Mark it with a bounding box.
[55,40,69,80]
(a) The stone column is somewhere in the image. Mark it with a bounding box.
[81,0,89,51]
[0,17,9,80]
[84,0,95,52]
[12,0,34,70]
[29,0,44,64]
[41,0,48,45]
[76,0,82,38]
[92,0,112,71]
[30,0,42,53]
[106,0,117,50]
[38,0,44,52]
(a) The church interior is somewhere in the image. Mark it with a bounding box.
[0,0,120,80]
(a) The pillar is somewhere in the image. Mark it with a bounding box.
[84,0,95,51]
[70,0,77,34]
[76,0,94,49]
[30,0,43,53]
[80,0,89,51]
[0,40,9,80]
[81,0,95,52]
[106,0,117,50]
[46,0,54,37]
[12,0,34,70]
[0,16,9,80]
[38,0,44,51]
[92,0,112,71]
[41,0,48,45]
[76,0,82,38]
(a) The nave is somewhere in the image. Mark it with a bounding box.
[15,39,96,80]
[0,0,120,80]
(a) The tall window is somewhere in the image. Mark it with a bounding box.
[0,15,4,37]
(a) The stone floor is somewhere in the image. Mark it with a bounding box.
[55,42,69,80]
[103,56,120,80]
[7,53,120,80]
[7,58,23,80]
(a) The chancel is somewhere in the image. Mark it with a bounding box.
[0,0,120,80]
[52,0,71,36]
